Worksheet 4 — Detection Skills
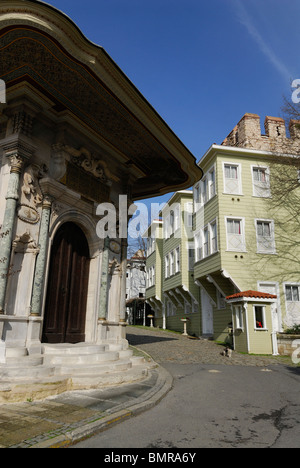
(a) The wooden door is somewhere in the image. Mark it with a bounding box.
[42,222,90,344]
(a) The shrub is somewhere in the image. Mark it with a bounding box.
[284,324,300,335]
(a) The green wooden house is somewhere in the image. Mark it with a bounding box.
[146,113,300,354]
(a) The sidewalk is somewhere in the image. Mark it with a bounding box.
[0,326,291,448]
[0,364,173,448]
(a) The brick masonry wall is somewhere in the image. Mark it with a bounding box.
[222,113,300,155]
[277,333,300,357]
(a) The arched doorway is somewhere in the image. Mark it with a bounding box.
[42,222,90,344]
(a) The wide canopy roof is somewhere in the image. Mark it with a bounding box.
[0,0,202,199]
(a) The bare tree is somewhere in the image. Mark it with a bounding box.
[242,95,300,290]
[282,94,300,122]
[127,234,147,259]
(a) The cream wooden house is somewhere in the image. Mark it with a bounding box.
[146,113,300,355]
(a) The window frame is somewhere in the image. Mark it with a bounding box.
[285,284,300,303]
[165,255,170,279]
[225,216,246,252]
[223,162,243,195]
[210,220,218,254]
[175,246,181,274]
[253,305,267,330]
[255,219,276,254]
[251,165,271,198]
[194,218,219,262]
[234,305,244,330]
[195,163,217,209]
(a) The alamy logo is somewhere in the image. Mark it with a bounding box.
[291,79,300,104]
[292,339,300,365]
[0,80,6,104]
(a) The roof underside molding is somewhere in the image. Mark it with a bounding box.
[0,0,203,199]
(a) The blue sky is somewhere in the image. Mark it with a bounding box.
[45,0,299,211]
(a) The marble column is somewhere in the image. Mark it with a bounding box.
[119,238,128,323]
[0,154,26,313]
[30,195,53,316]
[108,259,122,323]
[98,237,110,321]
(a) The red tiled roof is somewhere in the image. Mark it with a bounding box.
[226,290,277,300]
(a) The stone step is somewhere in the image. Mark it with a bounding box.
[118,349,134,359]
[42,343,106,356]
[6,355,44,367]
[43,351,120,366]
[71,366,149,390]
[108,343,128,352]
[0,364,56,380]
[57,358,133,377]
[130,356,146,366]
[6,347,28,358]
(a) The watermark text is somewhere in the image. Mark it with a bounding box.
[0,80,6,104]
[291,79,300,104]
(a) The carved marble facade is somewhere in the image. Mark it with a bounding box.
[0,0,201,367]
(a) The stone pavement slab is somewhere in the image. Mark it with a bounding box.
[0,326,293,448]
[0,363,172,448]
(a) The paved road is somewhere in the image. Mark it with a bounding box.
[73,327,300,448]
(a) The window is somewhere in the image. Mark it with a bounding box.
[148,266,155,287]
[226,218,245,251]
[194,219,218,262]
[195,164,216,207]
[184,301,192,315]
[254,306,266,329]
[164,203,180,238]
[224,163,242,194]
[184,202,193,237]
[194,184,200,204]
[256,220,275,253]
[208,167,216,198]
[174,205,180,232]
[170,251,175,276]
[147,237,155,256]
[164,215,170,240]
[170,211,175,234]
[188,247,195,271]
[217,290,226,310]
[167,300,176,317]
[195,233,203,262]
[285,285,300,302]
[210,221,218,253]
[225,164,238,180]
[200,177,208,204]
[165,255,170,279]
[203,227,209,257]
[152,266,155,286]
[234,305,243,330]
[175,247,180,273]
[252,167,270,197]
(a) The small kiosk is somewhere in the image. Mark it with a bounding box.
[226,291,278,355]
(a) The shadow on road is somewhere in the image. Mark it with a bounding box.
[127,333,178,346]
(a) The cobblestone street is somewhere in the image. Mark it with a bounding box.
[75,326,300,448]
[127,326,289,367]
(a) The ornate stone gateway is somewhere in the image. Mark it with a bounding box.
[0,0,202,393]
[42,222,90,344]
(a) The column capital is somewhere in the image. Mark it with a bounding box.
[2,136,36,170]
[42,194,54,210]
[9,154,26,174]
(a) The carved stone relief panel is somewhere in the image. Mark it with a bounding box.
[17,164,47,225]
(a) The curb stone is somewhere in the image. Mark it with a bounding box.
[29,366,173,449]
